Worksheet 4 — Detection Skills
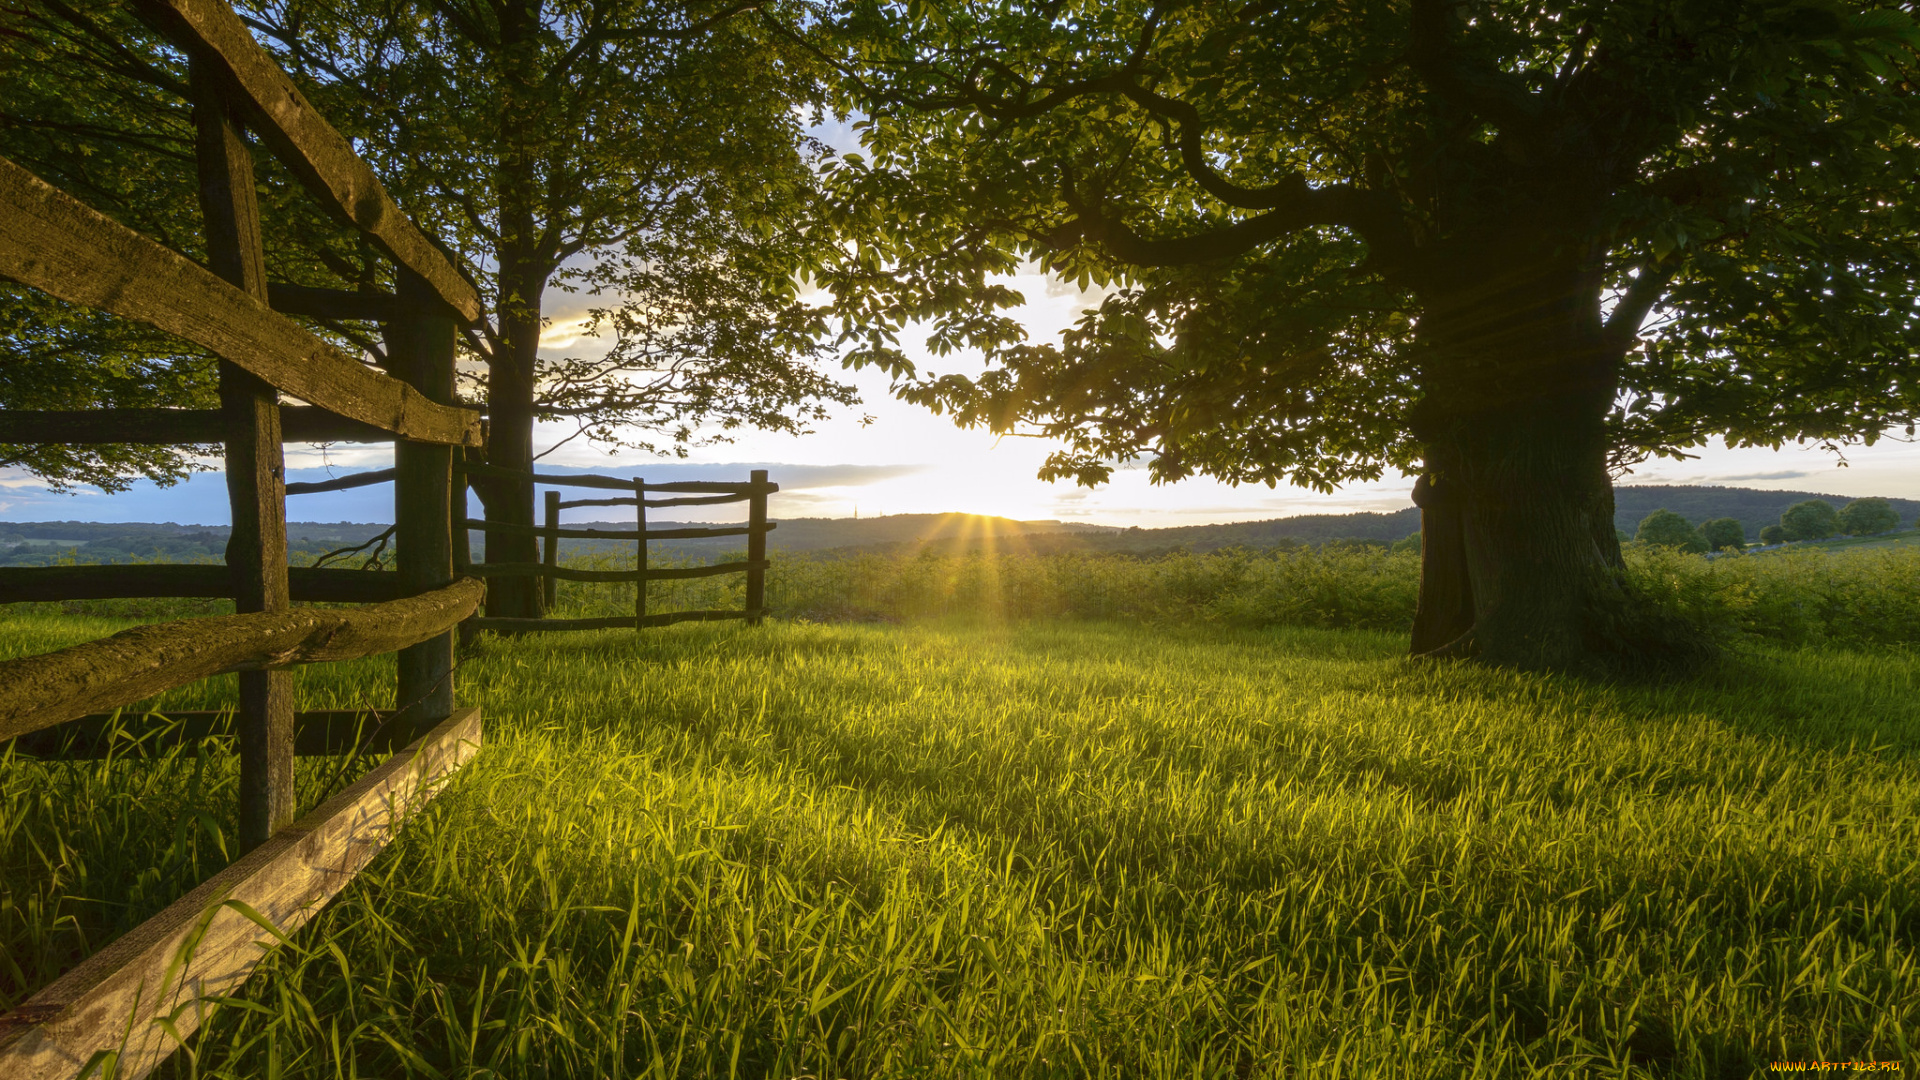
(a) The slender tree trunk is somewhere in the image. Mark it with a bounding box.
[1406,256,1667,672]
[479,263,543,619]
[478,0,545,620]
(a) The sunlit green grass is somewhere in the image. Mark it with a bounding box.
[3,616,1917,1077]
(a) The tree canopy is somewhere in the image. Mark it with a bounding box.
[1780,498,1841,540]
[0,3,313,490]
[810,0,1920,483]
[257,0,864,617]
[1635,508,1707,552]
[2,2,858,594]
[250,0,855,455]
[1699,517,1746,552]
[1837,495,1900,534]
[803,0,1920,668]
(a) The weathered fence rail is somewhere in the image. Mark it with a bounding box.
[0,708,482,1080]
[0,158,480,448]
[0,406,401,445]
[456,465,776,632]
[0,2,486,1073]
[464,518,769,542]
[0,564,403,604]
[467,560,761,582]
[0,578,483,742]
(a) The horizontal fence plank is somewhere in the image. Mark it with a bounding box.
[0,565,401,604]
[129,0,482,323]
[6,709,428,760]
[0,406,404,446]
[0,156,480,446]
[467,560,763,583]
[649,493,756,508]
[267,283,403,323]
[284,468,396,495]
[468,609,748,633]
[0,577,484,742]
[644,524,772,541]
[0,409,229,445]
[461,519,772,542]
[0,707,481,1079]
[456,461,777,495]
[461,519,641,541]
[557,492,747,510]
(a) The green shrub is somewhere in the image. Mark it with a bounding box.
[1780,499,1840,541]
[1699,517,1746,552]
[1838,497,1901,536]
[1636,508,1708,552]
[1622,544,1920,649]
[1759,524,1787,545]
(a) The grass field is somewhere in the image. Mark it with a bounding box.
[3,615,1916,1077]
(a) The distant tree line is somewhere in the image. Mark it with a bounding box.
[1634,498,1905,553]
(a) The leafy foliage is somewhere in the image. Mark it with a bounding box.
[1760,524,1788,545]
[1637,508,1708,553]
[1781,498,1841,541]
[0,1,858,499]
[0,288,218,491]
[805,1,1920,486]
[1700,517,1747,552]
[1838,496,1902,535]
[250,0,860,460]
[1613,484,1920,541]
[0,5,234,490]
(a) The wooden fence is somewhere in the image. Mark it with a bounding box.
[0,2,484,1075]
[454,463,778,632]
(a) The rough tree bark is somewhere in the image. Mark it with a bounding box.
[1405,255,1658,673]
[474,2,546,620]
[476,267,542,620]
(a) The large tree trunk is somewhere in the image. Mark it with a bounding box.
[1411,396,1628,670]
[1406,256,1686,673]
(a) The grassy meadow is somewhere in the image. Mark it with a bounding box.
[2,590,1917,1076]
[552,541,1920,652]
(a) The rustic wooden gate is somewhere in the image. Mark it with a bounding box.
[456,463,778,632]
[0,2,487,1074]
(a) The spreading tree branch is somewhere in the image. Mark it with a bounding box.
[1604,262,1677,350]
[1407,0,1543,133]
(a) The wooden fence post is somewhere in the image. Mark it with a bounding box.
[635,479,648,628]
[747,469,768,625]
[389,267,457,726]
[194,60,293,851]
[543,489,560,611]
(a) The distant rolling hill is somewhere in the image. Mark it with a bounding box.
[3,485,1911,565]
[628,485,1916,556]
[556,484,1916,558]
